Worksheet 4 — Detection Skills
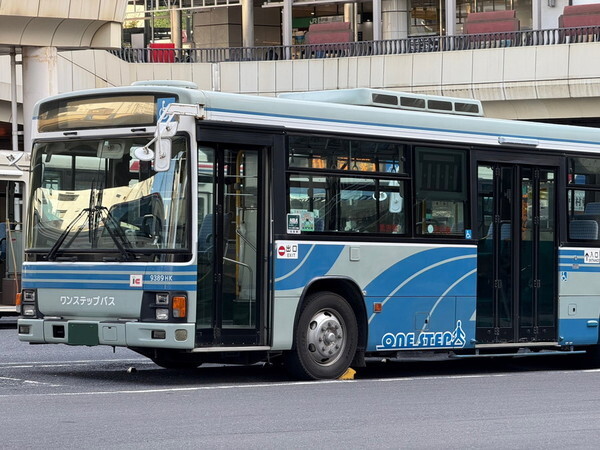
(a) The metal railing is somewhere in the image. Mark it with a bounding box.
[111,25,600,64]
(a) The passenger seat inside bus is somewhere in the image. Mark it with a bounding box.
[570,202,600,240]
[584,202,600,216]
[569,219,599,240]
[198,214,214,262]
[197,213,233,262]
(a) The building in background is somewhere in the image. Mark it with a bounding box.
[122,0,598,49]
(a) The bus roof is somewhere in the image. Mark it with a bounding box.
[33,84,600,154]
[279,88,484,117]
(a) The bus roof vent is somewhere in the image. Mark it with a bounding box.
[131,80,198,89]
[279,88,484,117]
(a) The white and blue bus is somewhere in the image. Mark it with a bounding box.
[17,83,600,379]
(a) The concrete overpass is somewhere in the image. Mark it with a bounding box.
[8,40,600,118]
[3,1,600,152]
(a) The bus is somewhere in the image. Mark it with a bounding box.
[17,82,600,379]
[0,150,27,317]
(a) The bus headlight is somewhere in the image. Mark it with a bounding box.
[22,304,37,317]
[155,293,169,305]
[21,289,37,317]
[142,292,187,322]
[155,308,169,321]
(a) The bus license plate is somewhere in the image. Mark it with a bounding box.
[68,323,99,346]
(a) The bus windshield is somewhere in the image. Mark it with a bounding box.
[27,136,190,262]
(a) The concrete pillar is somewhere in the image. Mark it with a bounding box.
[373,0,382,41]
[10,48,19,152]
[242,0,254,48]
[282,0,292,57]
[344,4,358,41]
[532,0,542,30]
[445,0,456,36]
[22,47,58,153]
[382,0,409,40]
[170,8,182,48]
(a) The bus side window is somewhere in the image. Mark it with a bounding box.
[288,174,405,234]
[567,157,600,241]
[415,147,467,237]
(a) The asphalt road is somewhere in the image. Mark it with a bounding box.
[1,320,599,449]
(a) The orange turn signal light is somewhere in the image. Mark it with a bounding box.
[172,296,187,318]
[15,292,22,306]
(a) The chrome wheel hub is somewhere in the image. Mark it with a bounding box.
[306,310,345,366]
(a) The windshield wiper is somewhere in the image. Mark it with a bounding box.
[45,208,89,261]
[45,185,137,262]
[93,185,136,261]
[46,182,100,261]
[95,204,136,261]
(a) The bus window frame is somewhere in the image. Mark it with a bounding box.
[566,156,600,243]
[25,134,194,262]
[414,146,469,238]
[285,133,411,237]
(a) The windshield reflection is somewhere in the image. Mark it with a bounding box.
[28,137,190,262]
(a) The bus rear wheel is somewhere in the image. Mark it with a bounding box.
[286,291,358,380]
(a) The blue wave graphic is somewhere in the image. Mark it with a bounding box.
[274,244,344,290]
[364,247,477,298]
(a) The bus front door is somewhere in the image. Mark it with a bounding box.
[196,143,266,347]
[475,160,558,345]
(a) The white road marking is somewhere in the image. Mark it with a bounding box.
[0,379,344,398]
[0,369,598,399]
[0,358,149,368]
[0,376,61,387]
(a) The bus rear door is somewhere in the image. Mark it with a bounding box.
[474,153,560,345]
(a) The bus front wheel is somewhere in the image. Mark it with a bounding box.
[286,291,358,380]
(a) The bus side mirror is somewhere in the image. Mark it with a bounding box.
[154,138,171,172]
[153,120,177,172]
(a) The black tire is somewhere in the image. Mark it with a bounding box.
[286,291,358,380]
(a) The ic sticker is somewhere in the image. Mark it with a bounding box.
[130,274,144,287]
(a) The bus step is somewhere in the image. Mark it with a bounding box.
[450,349,587,359]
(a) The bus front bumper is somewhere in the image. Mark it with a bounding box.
[17,319,196,350]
